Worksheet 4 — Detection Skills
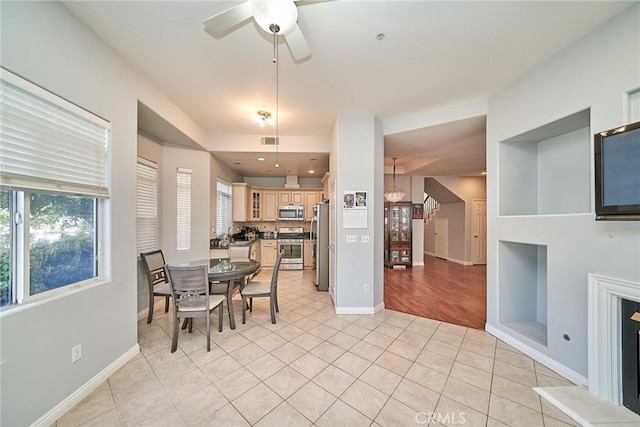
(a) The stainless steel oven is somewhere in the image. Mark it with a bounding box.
[277,227,304,270]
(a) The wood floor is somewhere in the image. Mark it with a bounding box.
[384,255,487,330]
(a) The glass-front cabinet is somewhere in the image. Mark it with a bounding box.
[384,202,412,267]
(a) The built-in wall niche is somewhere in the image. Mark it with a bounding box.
[629,88,640,121]
[499,240,548,347]
[499,109,591,216]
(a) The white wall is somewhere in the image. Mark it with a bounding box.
[487,5,640,381]
[332,116,384,312]
[0,2,207,425]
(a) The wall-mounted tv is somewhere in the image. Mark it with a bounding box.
[594,120,640,220]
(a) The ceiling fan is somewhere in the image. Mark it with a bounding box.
[204,0,311,61]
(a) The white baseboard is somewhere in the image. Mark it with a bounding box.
[33,344,140,427]
[336,301,385,315]
[413,262,424,266]
[485,324,587,386]
[425,251,435,257]
[448,258,472,266]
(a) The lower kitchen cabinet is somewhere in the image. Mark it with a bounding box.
[261,240,277,268]
[303,240,314,269]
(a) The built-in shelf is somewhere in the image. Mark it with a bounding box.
[499,109,591,216]
[499,241,548,347]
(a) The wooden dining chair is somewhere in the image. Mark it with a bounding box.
[166,264,225,352]
[140,249,172,324]
[241,249,285,324]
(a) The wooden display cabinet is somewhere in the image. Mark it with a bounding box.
[384,202,412,267]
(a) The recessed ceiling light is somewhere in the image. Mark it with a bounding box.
[257,157,265,161]
[376,33,385,41]
[308,169,315,174]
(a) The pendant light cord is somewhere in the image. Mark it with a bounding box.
[272,30,280,168]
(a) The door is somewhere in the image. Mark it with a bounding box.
[434,218,448,260]
[472,199,487,264]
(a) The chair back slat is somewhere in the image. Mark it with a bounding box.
[140,250,168,287]
[270,249,285,293]
[228,244,251,262]
[166,264,209,308]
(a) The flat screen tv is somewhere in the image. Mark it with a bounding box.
[594,120,640,220]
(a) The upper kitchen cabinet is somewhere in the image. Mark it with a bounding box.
[250,188,261,221]
[262,190,278,221]
[304,191,319,221]
[279,190,304,205]
[232,183,250,222]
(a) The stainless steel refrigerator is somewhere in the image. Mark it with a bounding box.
[312,202,329,291]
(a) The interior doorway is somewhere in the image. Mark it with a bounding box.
[434,218,448,259]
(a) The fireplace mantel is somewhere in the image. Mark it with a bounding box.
[588,273,640,405]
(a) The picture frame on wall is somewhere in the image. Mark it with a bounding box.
[413,203,424,219]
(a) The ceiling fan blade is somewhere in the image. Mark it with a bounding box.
[203,1,253,37]
[284,24,311,61]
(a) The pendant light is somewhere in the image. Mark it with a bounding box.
[270,23,281,169]
[384,157,406,202]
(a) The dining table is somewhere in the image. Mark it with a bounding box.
[183,258,261,330]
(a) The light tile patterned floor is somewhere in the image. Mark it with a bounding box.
[56,270,579,427]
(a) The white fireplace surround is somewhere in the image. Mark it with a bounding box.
[588,273,640,406]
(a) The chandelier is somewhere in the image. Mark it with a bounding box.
[384,157,406,202]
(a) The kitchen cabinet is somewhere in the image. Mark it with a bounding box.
[304,191,319,221]
[261,240,278,267]
[254,240,261,262]
[384,202,412,267]
[250,188,261,221]
[303,240,314,269]
[262,190,278,221]
[279,190,303,205]
[232,183,250,222]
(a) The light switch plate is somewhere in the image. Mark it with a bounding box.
[361,235,369,243]
[346,235,357,243]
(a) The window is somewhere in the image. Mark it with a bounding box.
[0,68,109,307]
[176,168,192,251]
[136,158,158,254]
[216,179,232,237]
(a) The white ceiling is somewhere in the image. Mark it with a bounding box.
[64,0,633,178]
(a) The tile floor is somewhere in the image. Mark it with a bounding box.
[56,269,580,427]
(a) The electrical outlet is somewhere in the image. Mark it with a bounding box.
[346,235,357,243]
[361,235,369,243]
[72,344,82,363]
[364,284,370,292]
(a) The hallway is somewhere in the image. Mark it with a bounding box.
[384,255,486,330]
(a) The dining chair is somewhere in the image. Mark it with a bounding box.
[166,264,225,352]
[140,249,172,324]
[241,249,285,324]
[228,243,251,261]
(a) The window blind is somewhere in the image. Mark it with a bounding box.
[0,68,110,197]
[136,158,158,254]
[176,168,192,251]
[216,179,232,236]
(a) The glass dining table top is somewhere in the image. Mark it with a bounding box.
[182,258,260,280]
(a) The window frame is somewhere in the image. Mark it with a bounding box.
[136,157,158,254]
[216,179,232,237]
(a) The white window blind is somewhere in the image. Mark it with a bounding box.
[0,68,110,197]
[176,168,192,251]
[216,179,232,236]
[136,158,158,254]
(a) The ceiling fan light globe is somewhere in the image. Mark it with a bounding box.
[252,0,298,35]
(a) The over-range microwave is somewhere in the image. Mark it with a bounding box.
[278,205,304,221]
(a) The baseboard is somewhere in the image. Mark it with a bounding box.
[485,324,587,386]
[33,344,140,427]
[413,261,425,266]
[448,257,472,266]
[336,301,385,315]
[137,307,148,321]
[425,251,435,257]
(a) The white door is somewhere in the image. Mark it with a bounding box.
[472,199,487,264]
[328,179,337,304]
[434,218,448,260]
